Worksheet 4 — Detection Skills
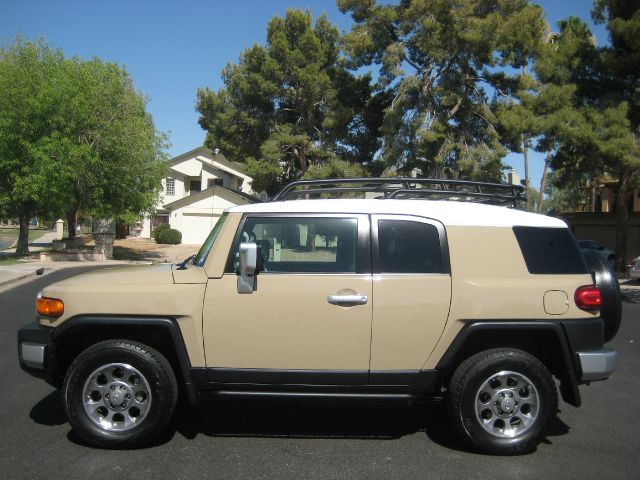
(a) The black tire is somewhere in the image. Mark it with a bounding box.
[448,348,557,455]
[63,340,178,449]
[582,250,622,342]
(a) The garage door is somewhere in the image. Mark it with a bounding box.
[180,214,219,245]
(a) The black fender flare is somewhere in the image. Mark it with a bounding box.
[53,316,198,405]
[436,321,582,407]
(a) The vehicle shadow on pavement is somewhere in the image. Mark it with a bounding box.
[29,392,570,452]
[30,390,67,426]
[173,396,427,441]
[171,397,570,452]
[171,396,566,452]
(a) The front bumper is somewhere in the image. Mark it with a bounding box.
[17,321,56,384]
[577,348,617,382]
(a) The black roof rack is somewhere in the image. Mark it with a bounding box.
[272,177,526,208]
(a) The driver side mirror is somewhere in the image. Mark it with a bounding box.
[237,242,261,293]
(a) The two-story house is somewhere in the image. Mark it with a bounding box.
[137,146,257,244]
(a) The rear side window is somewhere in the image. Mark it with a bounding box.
[377,220,444,274]
[513,226,588,274]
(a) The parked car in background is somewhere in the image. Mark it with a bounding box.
[630,256,640,282]
[578,240,615,265]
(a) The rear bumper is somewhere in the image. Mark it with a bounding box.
[561,317,618,383]
[577,348,617,382]
[17,321,56,384]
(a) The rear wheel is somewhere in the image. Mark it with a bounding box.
[448,348,557,455]
[63,340,178,448]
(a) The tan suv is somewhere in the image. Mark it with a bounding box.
[18,178,621,454]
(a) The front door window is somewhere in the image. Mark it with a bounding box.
[229,216,358,274]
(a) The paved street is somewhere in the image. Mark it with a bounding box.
[1,267,639,480]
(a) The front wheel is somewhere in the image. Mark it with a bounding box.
[447,348,557,455]
[63,340,178,448]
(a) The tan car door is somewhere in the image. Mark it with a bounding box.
[369,215,452,383]
[202,214,372,384]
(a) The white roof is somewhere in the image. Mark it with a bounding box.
[227,199,567,228]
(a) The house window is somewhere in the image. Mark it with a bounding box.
[208,178,223,188]
[190,180,201,195]
[165,178,175,196]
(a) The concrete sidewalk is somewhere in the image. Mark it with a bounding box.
[0,229,57,254]
[0,232,198,290]
[0,263,46,288]
[0,260,135,291]
[0,230,132,290]
[0,230,57,288]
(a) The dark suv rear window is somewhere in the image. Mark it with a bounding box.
[513,226,588,274]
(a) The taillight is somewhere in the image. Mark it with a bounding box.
[574,285,601,311]
[36,296,64,317]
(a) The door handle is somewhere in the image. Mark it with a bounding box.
[327,294,368,306]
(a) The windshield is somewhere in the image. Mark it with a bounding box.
[193,213,228,267]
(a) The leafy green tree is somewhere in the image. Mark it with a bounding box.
[338,0,546,181]
[51,56,168,237]
[196,9,386,195]
[544,170,591,215]
[591,0,640,269]
[0,37,67,253]
[0,36,167,254]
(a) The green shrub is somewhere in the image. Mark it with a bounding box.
[153,223,170,242]
[157,228,182,244]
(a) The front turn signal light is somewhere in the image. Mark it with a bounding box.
[36,296,64,317]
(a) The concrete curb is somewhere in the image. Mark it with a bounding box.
[0,268,43,288]
[0,260,141,291]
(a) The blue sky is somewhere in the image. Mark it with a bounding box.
[0,0,608,189]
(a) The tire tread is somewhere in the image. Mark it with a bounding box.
[63,339,178,449]
[448,348,558,455]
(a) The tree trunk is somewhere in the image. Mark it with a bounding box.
[613,172,631,272]
[523,141,530,211]
[292,145,309,174]
[537,152,551,214]
[66,209,77,239]
[521,65,531,212]
[16,211,31,255]
[305,223,316,252]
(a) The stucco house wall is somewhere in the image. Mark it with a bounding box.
[136,147,257,244]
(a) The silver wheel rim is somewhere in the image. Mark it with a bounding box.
[82,363,152,432]
[474,370,540,438]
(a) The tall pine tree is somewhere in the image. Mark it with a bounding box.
[338,0,546,181]
[196,9,386,195]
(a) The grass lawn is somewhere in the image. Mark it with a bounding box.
[0,250,44,265]
[112,238,164,261]
[0,228,50,248]
[112,246,144,261]
[0,254,25,266]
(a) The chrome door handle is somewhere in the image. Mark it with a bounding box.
[327,294,368,306]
